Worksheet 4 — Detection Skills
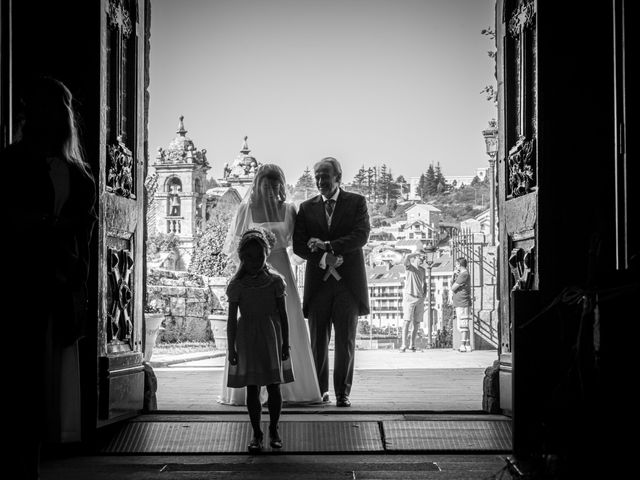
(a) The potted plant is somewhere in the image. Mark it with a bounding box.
[143,296,169,362]
[208,307,228,351]
[206,283,229,351]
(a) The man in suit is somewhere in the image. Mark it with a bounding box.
[293,157,370,407]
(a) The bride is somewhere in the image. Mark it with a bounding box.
[218,164,323,405]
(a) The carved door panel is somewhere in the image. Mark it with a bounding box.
[97,0,147,425]
[496,0,539,414]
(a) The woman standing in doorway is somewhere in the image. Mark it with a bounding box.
[3,76,97,479]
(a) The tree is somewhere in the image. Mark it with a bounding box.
[294,167,316,200]
[285,183,295,199]
[366,166,378,202]
[351,164,368,196]
[424,164,437,197]
[147,232,179,257]
[418,173,427,200]
[384,198,398,217]
[295,167,315,189]
[189,208,236,278]
[376,164,398,203]
[146,232,180,267]
[386,169,401,202]
[396,175,410,198]
[434,162,448,194]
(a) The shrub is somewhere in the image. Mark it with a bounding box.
[189,209,236,278]
[147,232,179,257]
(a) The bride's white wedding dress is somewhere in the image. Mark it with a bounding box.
[218,202,323,405]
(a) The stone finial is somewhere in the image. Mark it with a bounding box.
[240,136,250,154]
[177,115,187,136]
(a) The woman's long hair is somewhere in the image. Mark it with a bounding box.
[21,76,93,179]
[250,163,287,205]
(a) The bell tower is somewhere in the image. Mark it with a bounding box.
[152,116,210,268]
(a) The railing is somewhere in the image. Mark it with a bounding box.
[369,307,403,312]
[369,293,404,299]
[167,219,182,234]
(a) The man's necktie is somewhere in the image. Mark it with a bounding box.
[325,199,335,217]
[322,198,340,281]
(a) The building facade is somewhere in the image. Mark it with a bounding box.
[362,256,454,333]
[220,136,261,187]
[150,116,209,269]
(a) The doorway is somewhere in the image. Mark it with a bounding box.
[144,0,501,415]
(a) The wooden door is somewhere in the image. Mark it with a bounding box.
[97,0,148,425]
[613,0,637,270]
[495,0,539,416]
[0,0,10,149]
[4,0,150,433]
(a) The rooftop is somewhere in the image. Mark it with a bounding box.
[406,203,442,213]
[154,116,209,168]
[395,239,425,248]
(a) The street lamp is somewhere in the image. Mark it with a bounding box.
[422,242,437,347]
[482,119,499,246]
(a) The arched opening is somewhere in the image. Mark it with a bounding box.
[166,177,182,216]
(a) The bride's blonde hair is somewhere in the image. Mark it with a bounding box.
[250,164,287,205]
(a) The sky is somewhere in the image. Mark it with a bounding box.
[148,0,497,185]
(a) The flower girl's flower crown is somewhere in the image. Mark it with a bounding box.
[238,226,276,255]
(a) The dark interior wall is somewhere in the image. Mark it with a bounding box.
[537,2,616,295]
[11,1,102,440]
[11,1,101,175]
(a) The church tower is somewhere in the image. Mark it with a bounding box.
[221,136,261,187]
[152,116,209,269]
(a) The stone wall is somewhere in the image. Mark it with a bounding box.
[147,268,222,342]
[472,245,499,349]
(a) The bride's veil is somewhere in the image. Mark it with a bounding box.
[222,164,289,265]
[222,187,253,266]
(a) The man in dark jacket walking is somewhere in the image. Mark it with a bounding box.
[293,157,370,407]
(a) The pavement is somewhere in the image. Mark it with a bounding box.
[149,350,225,368]
[150,348,498,370]
[150,349,499,411]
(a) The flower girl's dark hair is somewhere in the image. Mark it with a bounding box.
[231,227,277,281]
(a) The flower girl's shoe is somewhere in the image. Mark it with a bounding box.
[248,432,263,453]
[269,425,282,449]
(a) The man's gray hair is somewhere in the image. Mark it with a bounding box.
[314,157,342,183]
